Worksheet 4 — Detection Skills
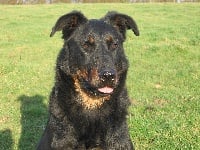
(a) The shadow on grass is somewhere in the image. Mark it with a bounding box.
[0,129,13,150]
[18,95,48,150]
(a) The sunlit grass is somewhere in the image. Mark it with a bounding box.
[0,3,199,150]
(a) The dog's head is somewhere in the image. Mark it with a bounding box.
[51,11,139,109]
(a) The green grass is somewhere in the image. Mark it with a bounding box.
[0,3,199,150]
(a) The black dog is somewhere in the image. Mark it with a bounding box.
[37,10,139,150]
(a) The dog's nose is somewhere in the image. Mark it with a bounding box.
[99,70,116,83]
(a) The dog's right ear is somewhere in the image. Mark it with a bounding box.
[102,11,139,40]
[50,11,88,39]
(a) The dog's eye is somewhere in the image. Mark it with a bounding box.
[82,42,89,49]
[88,35,95,45]
[107,41,118,50]
[82,36,95,53]
[111,42,118,50]
[106,35,118,50]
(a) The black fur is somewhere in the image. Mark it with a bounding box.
[37,10,139,150]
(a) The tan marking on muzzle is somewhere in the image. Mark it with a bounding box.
[73,70,110,110]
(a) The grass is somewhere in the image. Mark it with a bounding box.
[0,3,199,150]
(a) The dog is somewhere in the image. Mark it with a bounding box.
[37,10,139,150]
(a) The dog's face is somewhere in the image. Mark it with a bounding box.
[67,20,127,95]
[51,11,139,109]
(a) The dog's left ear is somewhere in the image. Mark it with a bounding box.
[50,11,88,39]
[103,11,139,39]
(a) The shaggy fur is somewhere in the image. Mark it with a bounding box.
[37,10,139,150]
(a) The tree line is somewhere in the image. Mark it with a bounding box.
[0,0,199,5]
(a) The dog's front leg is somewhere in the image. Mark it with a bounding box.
[104,122,134,150]
[47,115,86,150]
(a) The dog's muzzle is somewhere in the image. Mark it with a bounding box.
[98,69,117,94]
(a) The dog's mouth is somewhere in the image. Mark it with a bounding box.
[97,86,114,94]
[73,68,118,109]
[75,68,118,97]
[79,78,116,97]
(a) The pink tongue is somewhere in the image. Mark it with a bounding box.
[98,87,113,94]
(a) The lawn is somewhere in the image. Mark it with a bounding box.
[0,3,199,150]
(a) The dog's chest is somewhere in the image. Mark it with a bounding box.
[78,121,105,149]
